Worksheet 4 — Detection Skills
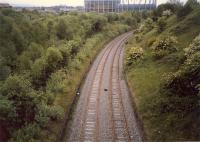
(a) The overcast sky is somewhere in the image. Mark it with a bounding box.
[0,0,185,7]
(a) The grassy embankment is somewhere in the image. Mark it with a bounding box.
[125,6,200,141]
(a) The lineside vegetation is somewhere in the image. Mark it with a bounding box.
[0,9,140,141]
[125,0,200,141]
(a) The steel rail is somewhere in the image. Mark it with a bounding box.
[80,34,126,141]
[110,32,133,141]
[107,32,132,141]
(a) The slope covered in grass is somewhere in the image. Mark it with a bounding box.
[125,1,200,141]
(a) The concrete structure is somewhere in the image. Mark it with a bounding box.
[84,0,156,13]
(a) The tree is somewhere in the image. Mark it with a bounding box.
[56,19,73,40]
[17,42,44,71]
[0,56,11,81]
[0,75,40,129]
[45,47,63,70]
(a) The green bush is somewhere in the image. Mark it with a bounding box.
[176,0,199,20]
[17,42,44,71]
[67,39,81,57]
[126,47,144,66]
[135,34,142,42]
[163,52,200,96]
[58,46,70,67]
[153,3,181,17]
[31,58,47,87]
[163,34,200,96]
[10,123,40,142]
[152,36,178,59]
[144,18,154,32]
[0,75,43,131]
[91,15,107,32]
[106,13,119,23]
[46,70,66,94]
[0,56,11,81]
[162,9,172,17]
[184,33,200,56]
[157,17,167,33]
[56,19,73,40]
[45,47,63,70]
[35,104,64,128]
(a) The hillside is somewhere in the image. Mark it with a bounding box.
[125,1,200,141]
[0,9,139,141]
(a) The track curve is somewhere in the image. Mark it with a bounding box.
[63,32,143,142]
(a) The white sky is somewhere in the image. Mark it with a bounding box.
[0,0,184,6]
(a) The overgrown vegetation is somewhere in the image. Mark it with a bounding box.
[126,0,200,141]
[0,9,139,141]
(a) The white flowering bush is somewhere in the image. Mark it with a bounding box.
[184,33,200,56]
[126,47,144,66]
[152,36,178,59]
[162,34,200,96]
[162,10,172,17]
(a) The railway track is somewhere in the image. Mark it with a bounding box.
[63,32,143,142]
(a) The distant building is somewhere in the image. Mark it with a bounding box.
[0,3,12,8]
[85,0,120,12]
[84,0,156,13]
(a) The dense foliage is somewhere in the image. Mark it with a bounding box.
[163,34,200,96]
[0,9,139,141]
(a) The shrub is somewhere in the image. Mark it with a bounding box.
[177,5,192,19]
[162,34,200,96]
[163,52,200,96]
[67,39,81,57]
[58,46,70,67]
[153,36,178,51]
[152,36,178,59]
[0,75,41,129]
[91,15,107,32]
[0,96,15,127]
[162,9,172,17]
[126,47,144,66]
[17,42,44,71]
[10,123,40,142]
[31,47,63,88]
[153,50,170,60]
[184,33,200,56]
[0,56,11,81]
[144,18,154,32]
[46,70,66,94]
[154,3,180,17]
[157,17,167,33]
[35,104,64,128]
[106,13,119,23]
[31,58,47,87]
[56,19,73,40]
[124,16,137,27]
[45,47,63,70]
[135,34,142,42]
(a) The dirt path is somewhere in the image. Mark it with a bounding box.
[63,32,143,142]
